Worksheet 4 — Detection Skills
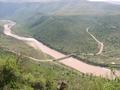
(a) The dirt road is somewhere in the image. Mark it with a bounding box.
[86,27,104,55]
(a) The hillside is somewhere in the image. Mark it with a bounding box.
[12,15,120,66]
[0,47,120,90]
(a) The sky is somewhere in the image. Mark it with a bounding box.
[0,0,120,3]
[89,0,120,1]
[0,0,60,2]
[88,0,120,4]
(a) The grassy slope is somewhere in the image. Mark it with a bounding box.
[0,48,120,90]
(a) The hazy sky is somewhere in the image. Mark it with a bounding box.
[0,0,120,3]
[89,0,120,1]
[88,0,120,4]
[88,0,120,2]
[0,0,60,2]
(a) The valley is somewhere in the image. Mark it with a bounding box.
[0,0,120,89]
[2,20,120,78]
[12,15,120,66]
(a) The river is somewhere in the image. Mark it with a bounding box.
[2,20,120,79]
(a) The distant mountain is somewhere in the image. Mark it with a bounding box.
[0,1,63,18]
[0,0,120,19]
[55,0,120,15]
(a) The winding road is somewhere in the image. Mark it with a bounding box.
[2,20,120,79]
[86,27,104,55]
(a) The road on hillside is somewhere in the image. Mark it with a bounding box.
[2,20,120,79]
[86,27,104,55]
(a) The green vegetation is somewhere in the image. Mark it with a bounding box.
[13,15,98,54]
[0,47,120,90]
[1,0,120,66]
[89,15,120,64]
[12,15,120,66]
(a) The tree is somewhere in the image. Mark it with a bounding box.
[0,60,20,89]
